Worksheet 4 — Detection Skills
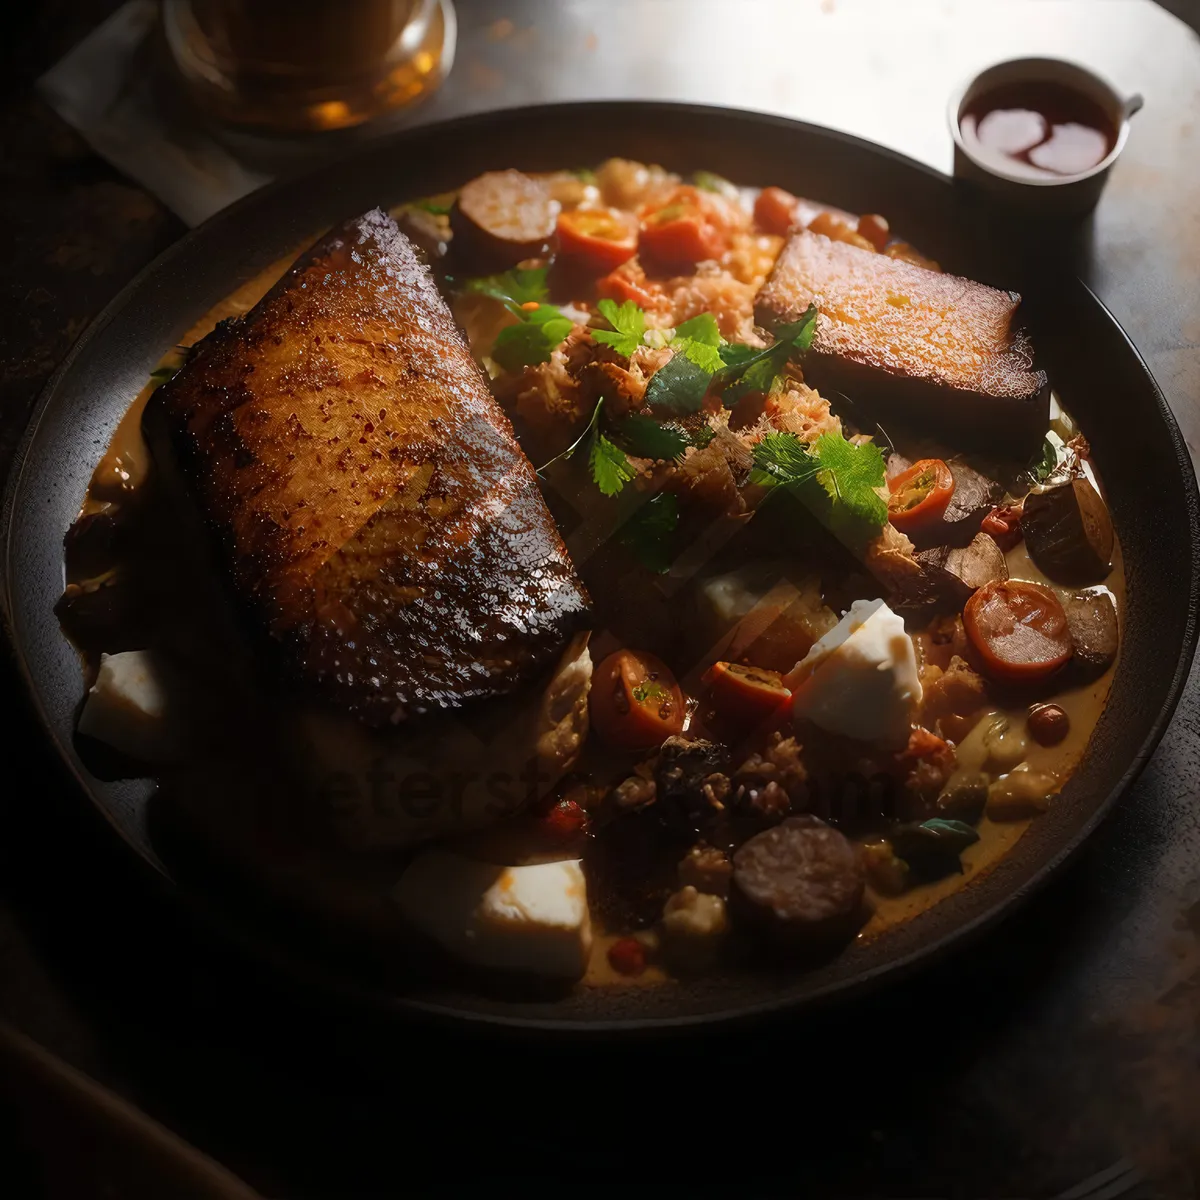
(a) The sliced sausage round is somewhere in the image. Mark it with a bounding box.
[732,814,866,945]
[450,170,560,271]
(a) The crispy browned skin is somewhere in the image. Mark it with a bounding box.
[147,209,589,726]
[756,231,1049,452]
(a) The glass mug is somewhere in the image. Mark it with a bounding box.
[162,0,455,134]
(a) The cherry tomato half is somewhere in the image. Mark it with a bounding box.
[702,661,792,728]
[639,188,728,272]
[557,207,639,275]
[963,579,1073,683]
[589,649,685,752]
[753,186,801,236]
[887,458,955,535]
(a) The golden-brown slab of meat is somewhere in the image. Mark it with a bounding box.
[146,209,589,726]
[755,230,1049,453]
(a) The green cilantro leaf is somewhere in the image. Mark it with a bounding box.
[750,431,822,489]
[750,429,887,547]
[593,298,646,358]
[777,307,820,355]
[589,433,638,497]
[1029,430,1066,482]
[466,268,573,371]
[670,313,725,373]
[810,432,888,527]
[644,351,713,414]
[617,491,680,573]
[617,414,690,462]
[716,304,819,406]
[492,315,574,372]
[674,313,722,346]
[465,268,550,312]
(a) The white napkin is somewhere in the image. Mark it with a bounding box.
[39,2,273,227]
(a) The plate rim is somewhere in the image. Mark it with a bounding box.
[3,100,1198,1033]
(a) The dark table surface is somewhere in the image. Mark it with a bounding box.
[3,2,1200,1197]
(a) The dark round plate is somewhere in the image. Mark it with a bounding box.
[2,102,1197,1032]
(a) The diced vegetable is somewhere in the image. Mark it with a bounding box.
[856,213,890,251]
[607,936,648,976]
[639,188,729,271]
[589,649,686,751]
[557,207,639,274]
[981,503,1024,551]
[963,580,1073,683]
[861,839,911,895]
[935,772,990,822]
[702,661,792,728]
[888,458,955,535]
[596,259,660,308]
[538,796,589,839]
[660,887,729,969]
[1022,477,1114,585]
[915,533,1009,604]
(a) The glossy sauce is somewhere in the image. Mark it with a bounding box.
[960,82,1116,179]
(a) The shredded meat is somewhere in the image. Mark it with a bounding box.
[504,325,608,454]
[765,383,842,443]
[673,440,742,514]
[734,733,808,816]
[586,344,673,417]
[661,261,759,342]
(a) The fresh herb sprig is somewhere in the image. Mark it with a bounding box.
[717,306,819,406]
[751,429,888,544]
[642,303,819,414]
[465,268,574,372]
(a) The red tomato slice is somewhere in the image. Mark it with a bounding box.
[639,188,729,272]
[887,458,955,535]
[701,661,792,727]
[557,207,638,275]
[963,580,1073,683]
[589,649,685,752]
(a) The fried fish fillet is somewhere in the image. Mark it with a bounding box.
[146,209,590,727]
[755,230,1049,452]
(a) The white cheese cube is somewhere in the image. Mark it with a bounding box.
[787,599,921,749]
[77,650,177,762]
[394,851,592,981]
